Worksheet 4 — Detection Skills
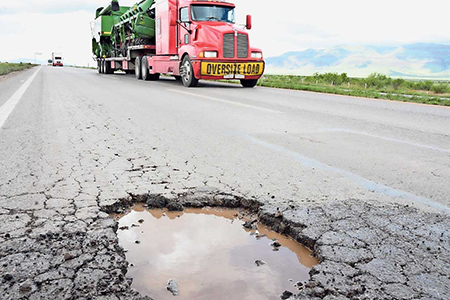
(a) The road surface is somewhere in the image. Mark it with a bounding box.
[0,67,449,299]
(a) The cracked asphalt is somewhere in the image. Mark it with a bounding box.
[0,67,449,299]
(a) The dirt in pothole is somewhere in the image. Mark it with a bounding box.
[113,204,318,299]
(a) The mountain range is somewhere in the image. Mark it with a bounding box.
[265,43,450,79]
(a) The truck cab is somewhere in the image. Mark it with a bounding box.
[178,0,263,86]
[145,0,264,87]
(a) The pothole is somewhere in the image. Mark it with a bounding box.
[112,204,318,299]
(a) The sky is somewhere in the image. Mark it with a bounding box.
[1,0,449,66]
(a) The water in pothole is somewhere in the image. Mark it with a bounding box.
[114,204,318,299]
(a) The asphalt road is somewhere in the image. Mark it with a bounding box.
[4,66,449,210]
[1,66,449,299]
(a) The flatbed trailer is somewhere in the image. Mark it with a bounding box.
[99,45,156,75]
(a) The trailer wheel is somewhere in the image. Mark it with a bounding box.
[105,60,113,74]
[97,60,102,74]
[141,56,150,81]
[181,56,198,87]
[135,57,142,80]
[240,79,258,88]
[102,60,107,74]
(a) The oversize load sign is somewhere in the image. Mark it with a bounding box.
[201,62,264,76]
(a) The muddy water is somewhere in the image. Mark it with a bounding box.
[114,205,318,299]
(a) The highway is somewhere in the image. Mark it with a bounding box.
[1,66,449,299]
[2,66,449,210]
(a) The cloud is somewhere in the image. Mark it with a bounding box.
[0,11,95,66]
[1,0,449,65]
[233,0,450,56]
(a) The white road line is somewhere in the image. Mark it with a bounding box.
[0,67,41,129]
[239,133,450,216]
[169,89,282,113]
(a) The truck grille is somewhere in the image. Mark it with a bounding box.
[237,34,248,58]
[223,33,235,58]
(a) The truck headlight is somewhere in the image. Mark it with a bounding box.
[204,51,218,58]
[251,52,263,59]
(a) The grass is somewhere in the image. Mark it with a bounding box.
[3,62,446,107]
[0,62,37,76]
[255,74,450,107]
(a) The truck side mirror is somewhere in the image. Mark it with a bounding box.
[246,15,252,30]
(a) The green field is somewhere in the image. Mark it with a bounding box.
[0,62,37,76]
[257,73,450,106]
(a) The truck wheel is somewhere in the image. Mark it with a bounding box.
[135,57,142,80]
[141,56,150,81]
[102,60,106,74]
[97,60,102,74]
[105,60,112,74]
[149,73,160,81]
[181,56,198,87]
[240,79,258,88]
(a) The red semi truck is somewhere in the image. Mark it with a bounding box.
[95,0,264,87]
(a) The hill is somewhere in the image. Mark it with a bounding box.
[265,43,450,79]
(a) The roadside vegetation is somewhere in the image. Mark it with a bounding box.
[257,73,450,106]
[0,62,37,76]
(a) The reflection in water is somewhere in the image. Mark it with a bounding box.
[113,205,318,300]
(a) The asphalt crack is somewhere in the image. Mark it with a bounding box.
[1,85,449,299]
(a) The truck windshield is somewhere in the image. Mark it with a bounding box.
[191,5,235,23]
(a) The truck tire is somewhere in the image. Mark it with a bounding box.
[105,60,113,74]
[142,56,160,81]
[149,73,160,81]
[97,60,102,74]
[181,56,198,87]
[135,57,142,80]
[141,56,150,81]
[101,60,106,74]
[240,79,258,88]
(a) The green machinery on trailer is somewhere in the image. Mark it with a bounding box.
[91,0,156,60]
